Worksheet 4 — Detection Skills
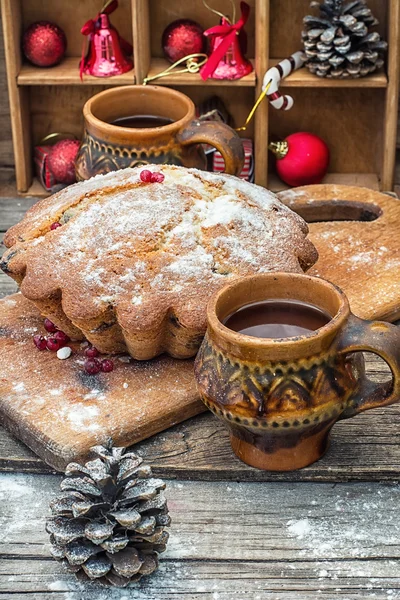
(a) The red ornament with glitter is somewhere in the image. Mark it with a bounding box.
[23,21,67,68]
[80,0,133,78]
[200,1,253,81]
[269,132,330,187]
[162,19,205,63]
[48,140,81,185]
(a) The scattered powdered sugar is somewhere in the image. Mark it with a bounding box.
[14,165,310,319]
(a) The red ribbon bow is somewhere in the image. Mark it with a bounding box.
[80,0,133,79]
[200,1,250,81]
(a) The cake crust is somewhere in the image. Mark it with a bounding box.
[1,166,318,359]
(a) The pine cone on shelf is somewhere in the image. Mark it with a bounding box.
[302,0,388,78]
[46,441,170,587]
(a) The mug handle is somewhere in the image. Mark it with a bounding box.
[177,120,245,177]
[337,314,400,418]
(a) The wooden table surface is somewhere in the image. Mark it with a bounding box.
[1,196,400,600]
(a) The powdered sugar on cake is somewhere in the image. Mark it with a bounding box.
[1,166,317,354]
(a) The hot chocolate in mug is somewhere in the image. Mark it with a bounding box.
[194,273,400,471]
[75,85,244,180]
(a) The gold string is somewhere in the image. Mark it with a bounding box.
[202,0,235,24]
[40,132,76,144]
[101,0,115,12]
[142,54,208,85]
[235,80,272,131]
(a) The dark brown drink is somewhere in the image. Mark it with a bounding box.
[110,115,174,128]
[223,299,331,339]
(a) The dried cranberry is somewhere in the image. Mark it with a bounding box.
[84,346,99,358]
[46,337,61,352]
[84,358,102,375]
[101,359,114,373]
[151,172,165,183]
[140,169,153,183]
[44,318,57,333]
[53,330,70,346]
[50,222,62,230]
[33,335,47,350]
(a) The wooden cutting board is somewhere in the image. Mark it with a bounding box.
[0,294,204,471]
[277,184,400,322]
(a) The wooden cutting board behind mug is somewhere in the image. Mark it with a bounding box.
[277,185,400,323]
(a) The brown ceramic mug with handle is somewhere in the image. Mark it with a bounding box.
[194,273,400,471]
[75,85,244,180]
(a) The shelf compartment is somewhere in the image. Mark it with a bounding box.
[144,58,256,87]
[18,58,136,86]
[269,59,388,88]
[269,173,380,193]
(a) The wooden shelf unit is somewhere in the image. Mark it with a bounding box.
[1,0,399,194]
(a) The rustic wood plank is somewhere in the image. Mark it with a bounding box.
[1,354,398,482]
[1,474,400,598]
[0,196,37,232]
[0,271,17,296]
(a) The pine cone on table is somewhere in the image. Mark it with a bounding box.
[302,0,388,78]
[46,441,170,587]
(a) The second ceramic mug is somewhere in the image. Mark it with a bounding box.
[75,85,244,180]
[194,273,400,471]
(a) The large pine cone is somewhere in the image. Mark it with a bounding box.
[302,0,388,78]
[46,442,170,587]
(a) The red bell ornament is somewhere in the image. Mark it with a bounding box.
[269,132,330,187]
[200,1,253,81]
[80,0,133,78]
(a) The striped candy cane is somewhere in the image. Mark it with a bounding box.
[262,52,306,111]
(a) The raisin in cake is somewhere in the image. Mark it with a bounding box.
[1,166,318,359]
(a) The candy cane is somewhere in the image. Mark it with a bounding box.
[262,52,306,111]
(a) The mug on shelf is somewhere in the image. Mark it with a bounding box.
[75,85,244,180]
[194,273,400,471]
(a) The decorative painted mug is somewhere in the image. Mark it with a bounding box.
[194,273,400,471]
[75,85,244,180]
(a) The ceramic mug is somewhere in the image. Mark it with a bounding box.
[75,85,244,180]
[194,273,400,471]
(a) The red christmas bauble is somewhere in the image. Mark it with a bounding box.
[162,19,205,63]
[23,21,67,68]
[48,140,80,185]
[270,132,330,187]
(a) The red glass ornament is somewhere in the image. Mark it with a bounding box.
[162,19,205,63]
[80,1,133,78]
[23,21,67,68]
[269,132,330,187]
[200,2,253,81]
[48,139,80,185]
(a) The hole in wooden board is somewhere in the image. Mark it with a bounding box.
[288,200,382,223]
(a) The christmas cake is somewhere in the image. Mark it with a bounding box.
[1,165,317,359]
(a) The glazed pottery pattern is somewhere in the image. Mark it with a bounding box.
[75,85,244,180]
[194,273,400,471]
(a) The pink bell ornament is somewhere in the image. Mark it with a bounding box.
[200,1,253,81]
[80,0,133,79]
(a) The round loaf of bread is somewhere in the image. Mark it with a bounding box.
[1,166,318,359]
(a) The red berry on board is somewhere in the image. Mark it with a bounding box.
[44,318,57,333]
[84,346,99,358]
[101,359,114,373]
[46,337,61,352]
[33,335,47,350]
[84,358,102,375]
[151,172,165,183]
[53,330,70,346]
[48,139,80,185]
[50,222,62,230]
